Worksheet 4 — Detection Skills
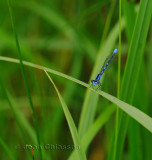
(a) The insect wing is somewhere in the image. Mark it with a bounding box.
[100,56,109,73]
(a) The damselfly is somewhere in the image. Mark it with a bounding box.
[91,48,118,89]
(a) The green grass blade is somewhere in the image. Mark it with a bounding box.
[113,0,122,159]
[0,79,37,144]
[6,1,42,159]
[111,0,152,159]
[68,105,116,160]
[0,56,151,133]
[147,25,152,112]
[146,25,152,160]
[78,18,125,138]
[122,1,138,160]
[7,93,37,143]
[121,0,152,102]
[122,1,136,42]
[108,1,136,160]
[44,70,87,160]
[101,0,117,42]
[0,136,16,160]
[129,64,147,160]
[100,90,152,133]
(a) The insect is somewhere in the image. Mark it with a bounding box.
[91,48,118,89]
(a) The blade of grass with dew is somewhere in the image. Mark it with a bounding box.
[109,0,152,160]
[68,104,116,160]
[44,70,87,160]
[6,1,42,159]
[0,57,151,132]
[0,136,16,160]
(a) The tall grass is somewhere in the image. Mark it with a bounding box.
[0,0,152,159]
[6,0,42,159]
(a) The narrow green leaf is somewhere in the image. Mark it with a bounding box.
[0,79,36,144]
[68,105,116,160]
[121,0,152,102]
[6,0,42,159]
[78,18,125,138]
[0,136,16,160]
[122,0,136,42]
[44,70,86,160]
[114,0,152,159]
[0,56,151,133]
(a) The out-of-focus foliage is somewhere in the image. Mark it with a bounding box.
[0,0,152,160]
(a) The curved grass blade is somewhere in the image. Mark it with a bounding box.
[68,105,116,160]
[44,70,87,160]
[0,56,151,133]
[78,18,125,139]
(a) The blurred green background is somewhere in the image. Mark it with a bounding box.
[0,0,152,160]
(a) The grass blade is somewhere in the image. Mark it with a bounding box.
[78,18,125,138]
[6,0,42,159]
[0,56,151,133]
[110,0,152,159]
[0,136,16,160]
[0,79,37,144]
[44,70,87,160]
[68,105,116,160]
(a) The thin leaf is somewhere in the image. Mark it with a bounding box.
[44,70,86,160]
[68,105,116,160]
[112,0,152,159]
[78,18,125,139]
[0,56,151,133]
[0,136,16,160]
[7,0,42,159]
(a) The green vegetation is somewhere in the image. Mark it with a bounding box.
[0,0,152,159]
